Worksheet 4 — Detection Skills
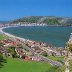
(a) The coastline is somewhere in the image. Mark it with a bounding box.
[0,26,47,46]
[0,26,29,42]
[0,26,55,48]
[0,25,71,48]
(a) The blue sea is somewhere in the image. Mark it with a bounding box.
[3,26,72,47]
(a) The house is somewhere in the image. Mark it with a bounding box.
[32,56,42,61]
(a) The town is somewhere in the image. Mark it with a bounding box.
[0,23,72,72]
[0,24,65,66]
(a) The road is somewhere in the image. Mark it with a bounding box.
[22,43,62,67]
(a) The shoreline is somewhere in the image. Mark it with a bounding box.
[0,26,29,42]
[3,23,72,27]
[0,25,70,48]
[0,26,55,48]
[0,26,63,66]
[0,26,48,47]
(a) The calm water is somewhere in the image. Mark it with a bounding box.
[3,26,72,47]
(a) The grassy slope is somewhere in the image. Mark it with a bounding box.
[0,58,67,72]
[69,60,72,72]
[0,34,67,72]
[47,56,64,63]
[0,58,53,72]
[0,35,8,40]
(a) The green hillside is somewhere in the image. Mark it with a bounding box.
[11,16,72,26]
[0,58,52,72]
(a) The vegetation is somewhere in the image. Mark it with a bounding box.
[48,65,65,72]
[12,16,43,24]
[42,18,59,25]
[0,58,52,72]
[0,53,6,68]
[64,42,72,72]
[0,32,72,72]
[47,56,64,63]
[69,60,72,72]
[42,51,48,57]
[49,60,72,72]
[0,35,8,40]
[66,42,72,52]
[11,16,72,26]
[7,46,19,58]
[0,58,68,72]
[66,43,72,71]
[0,36,7,68]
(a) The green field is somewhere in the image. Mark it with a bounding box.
[0,34,8,40]
[0,58,68,72]
[0,58,66,72]
[47,56,64,63]
[0,58,53,72]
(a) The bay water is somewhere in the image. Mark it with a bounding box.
[3,26,72,47]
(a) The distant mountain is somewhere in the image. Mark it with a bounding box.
[10,16,72,26]
[0,21,9,24]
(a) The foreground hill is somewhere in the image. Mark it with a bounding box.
[11,16,72,26]
[0,58,65,72]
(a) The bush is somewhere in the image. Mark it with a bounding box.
[0,53,3,62]
[42,52,48,57]
[0,53,7,68]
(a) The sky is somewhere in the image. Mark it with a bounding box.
[0,0,72,21]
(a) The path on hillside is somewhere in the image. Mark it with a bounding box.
[22,43,62,67]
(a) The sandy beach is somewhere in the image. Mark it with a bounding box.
[0,24,47,43]
[0,25,72,47]
[0,26,29,42]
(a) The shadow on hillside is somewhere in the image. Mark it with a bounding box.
[0,59,7,68]
[0,63,4,68]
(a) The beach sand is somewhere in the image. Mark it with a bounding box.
[0,26,29,42]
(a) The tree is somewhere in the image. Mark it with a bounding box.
[64,41,72,72]
[42,51,48,57]
[0,53,6,68]
[66,43,72,52]
[0,53,4,62]
[7,47,18,58]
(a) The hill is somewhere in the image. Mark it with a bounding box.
[0,58,67,72]
[0,21,9,24]
[10,16,72,26]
